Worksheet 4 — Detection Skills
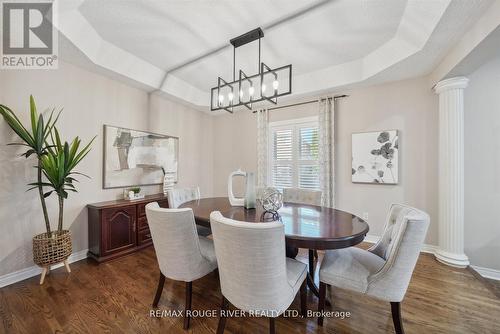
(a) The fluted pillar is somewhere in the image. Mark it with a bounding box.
[434,77,469,268]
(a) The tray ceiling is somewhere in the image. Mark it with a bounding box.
[54,0,494,110]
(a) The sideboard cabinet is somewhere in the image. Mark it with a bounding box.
[87,194,168,262]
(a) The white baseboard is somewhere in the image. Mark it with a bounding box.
[0,249,88,288]
[471,265,500,281]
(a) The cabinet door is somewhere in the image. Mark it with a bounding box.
[102,206,136,255]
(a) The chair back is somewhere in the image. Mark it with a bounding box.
[167,186,200,208]
[210,211,293,314]
[146,202,207,281]
[367,204,430,302]
[283,188,322,206]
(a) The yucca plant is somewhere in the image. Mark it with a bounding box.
[41,127,95,231]
[0,96,60,235]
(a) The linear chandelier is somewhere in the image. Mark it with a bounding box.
[210,27,292,112]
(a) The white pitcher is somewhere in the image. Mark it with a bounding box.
[227,169,256,209]
[228,169,246,206]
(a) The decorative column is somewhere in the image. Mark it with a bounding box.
[434,77,469,268]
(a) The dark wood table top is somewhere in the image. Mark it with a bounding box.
[180,197,369,250]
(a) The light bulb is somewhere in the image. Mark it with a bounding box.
[249,86,255,96]
[218,94,224,104]
[261,84,267,93]
[273,80,279,90]
[228,92,234,101]
[239,90,244,98]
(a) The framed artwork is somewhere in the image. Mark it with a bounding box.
[103,125,179,189]
[351,130,399,184]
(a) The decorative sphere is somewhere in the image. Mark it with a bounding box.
[261,187,283,212]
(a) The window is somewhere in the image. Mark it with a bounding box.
[269,117,319,190]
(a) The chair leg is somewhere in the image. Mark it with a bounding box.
[269,317,276,334]
[152,273,165,308]
[390,302,405,334]
[184,281,192,330]
[300,279,307,317]
[217,296,229,334]
[317,282,327,326]
[308,249,315,278]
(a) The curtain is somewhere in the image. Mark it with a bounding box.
[318,98,335,207]
[256,109,269,188]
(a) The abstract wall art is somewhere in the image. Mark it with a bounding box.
[351,130,399,184]
[103,125,179,189]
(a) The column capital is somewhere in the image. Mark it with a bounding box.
[434,76,469,94]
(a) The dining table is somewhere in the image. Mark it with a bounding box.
[179,197,369,299]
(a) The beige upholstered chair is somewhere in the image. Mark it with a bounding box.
[146,202,218,329]
[283,188,322,206]
[167,186,211,236]
[317,204,430,334]
[167,186,201,208]
[283,188,323,273]
[210,211,307,334]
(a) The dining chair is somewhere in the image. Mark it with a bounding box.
[146,202,218,330]
[317,204,430,334]
[282,188,323,274]
[167,186,211,236]
[282,188,322,206]
[210,211,308,334]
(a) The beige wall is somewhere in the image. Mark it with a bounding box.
[0,61,211,276]
[213,77,439,245]
[464,57,500,270]
[148,93,214,197]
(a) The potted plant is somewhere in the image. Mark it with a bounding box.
[0,96,94,284]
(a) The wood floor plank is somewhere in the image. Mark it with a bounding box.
[0,247,498,334]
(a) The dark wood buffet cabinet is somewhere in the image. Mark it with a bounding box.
[87,193,168,262]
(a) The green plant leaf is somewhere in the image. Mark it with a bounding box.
[29,95,38,135]
[35,115,44,152]
[0,107,34,147]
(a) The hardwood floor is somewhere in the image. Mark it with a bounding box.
[1,246,499,334]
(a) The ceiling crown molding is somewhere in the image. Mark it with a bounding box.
[53,0,209,107]
[54,0,451,110]
[293,0,451,96]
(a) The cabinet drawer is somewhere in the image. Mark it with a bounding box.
[138,216,149,230]
[158,199,169,208]
[138,199,169,217]
[138,228,152,245]
[138,202,147,218]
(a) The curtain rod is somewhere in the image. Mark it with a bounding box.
[252,94,349,113]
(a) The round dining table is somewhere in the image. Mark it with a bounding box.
[179,197,369,298]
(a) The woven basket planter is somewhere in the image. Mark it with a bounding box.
[33,230,72,267]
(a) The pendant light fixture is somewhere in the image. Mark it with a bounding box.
[210,27,292,112]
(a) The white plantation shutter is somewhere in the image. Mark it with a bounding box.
[298,127,320,189]
[272,129,293,189]
[269,118,319,191]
